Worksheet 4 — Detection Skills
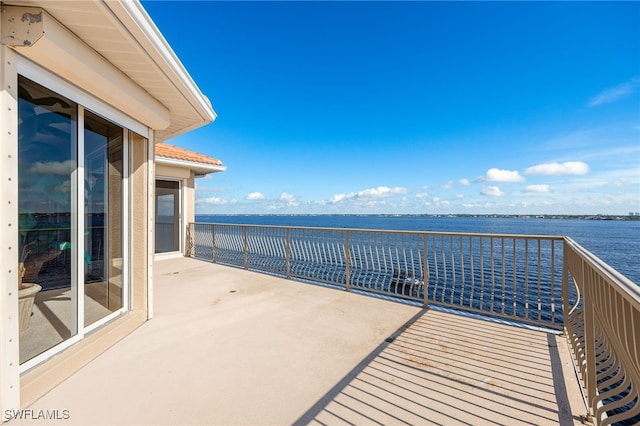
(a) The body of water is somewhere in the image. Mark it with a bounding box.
[196,215,640,285]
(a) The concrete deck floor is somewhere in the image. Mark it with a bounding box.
[14,257,586,425]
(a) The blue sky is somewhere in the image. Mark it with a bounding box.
[143,1,640,215]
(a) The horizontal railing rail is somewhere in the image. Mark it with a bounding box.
[186,222,640,424]
[564,237,640,425]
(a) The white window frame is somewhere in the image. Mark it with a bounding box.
[154,177,185,258]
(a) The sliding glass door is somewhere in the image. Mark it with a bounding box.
[18,75,129,366]
[155,180,181,253]
[84,111,124,326]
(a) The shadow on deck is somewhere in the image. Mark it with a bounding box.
[15,257,586,425]
[298,309,584,425]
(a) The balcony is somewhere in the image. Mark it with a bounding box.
[14,256,586,425]
[13,223,640,425]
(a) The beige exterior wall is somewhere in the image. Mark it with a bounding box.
[0,44,21,417]
[0,7,155,415]
[132,134,152,313]
[186,174,196,226]
[1,2,213,418]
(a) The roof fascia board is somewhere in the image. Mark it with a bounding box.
[156,156,226,175]
[104,0,217,125]
[6,6,171,130]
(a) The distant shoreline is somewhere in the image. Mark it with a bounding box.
[197,213,640,221]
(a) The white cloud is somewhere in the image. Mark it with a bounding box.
[246,192,265,200]
[611,179,633,188]
[55,180,71,193]
[485,168,525,183]
[415,192,429,199]
[200,196,229,205]
[546,167,638,192]
[331,193,347,203]
[462,202,499,209]
[588,77,640,107]
[481,185,505,197]
[279,192,296,202]
[330,186,407,204]
[525,161,589,176]
[443,179,470,189]
[523,184,551,194]
[28,160,74,175]
[422,196,450,208]
[359,186,407,198]
[279,192,299,207]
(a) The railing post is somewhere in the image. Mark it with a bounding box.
[187,223,194,257]
[243,226,248,269]
[211,224,216,263]
[583,264,597,421]
[562,239,569,329]
[423,233,429,308]
[344,230,351,291]
[285,228,291,279]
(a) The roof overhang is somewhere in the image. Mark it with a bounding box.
[1,1,216,140]
[156,156,227,177]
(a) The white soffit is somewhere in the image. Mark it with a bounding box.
[156,156,227,176]
[3,0,216,140]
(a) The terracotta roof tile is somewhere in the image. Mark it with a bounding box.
[155,142,223,166]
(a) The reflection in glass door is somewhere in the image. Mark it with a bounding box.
[84,111,124,327]
[18,76,78,363]
[155,180,180,253]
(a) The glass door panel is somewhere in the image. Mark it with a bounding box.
[155,180,180,253]
[18,76,78,363]
[84,111,124,326]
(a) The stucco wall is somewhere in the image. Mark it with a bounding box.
[131,133,151,313]
[0,44,21,417]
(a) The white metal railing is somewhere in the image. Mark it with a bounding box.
[188,223,568,328]
[187,222,640,424]
[564,237,640,425]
